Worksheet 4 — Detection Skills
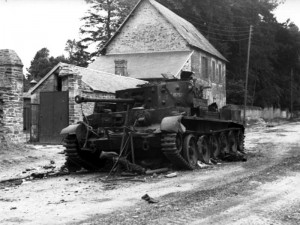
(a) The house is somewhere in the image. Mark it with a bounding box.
[26,62,147,144]
[0,49,26,149]
[89,0,227,108]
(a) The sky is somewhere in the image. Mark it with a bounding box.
[0,0,88,72]
[0,0,299,73]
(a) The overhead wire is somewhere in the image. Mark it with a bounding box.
[192,23,251,34]
[207,36,250,42]
[175,10,255,30]
[174,12,254,42]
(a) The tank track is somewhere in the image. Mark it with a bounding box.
[64,135,100,171]
[161,133,194,170]
[238,131,245,153]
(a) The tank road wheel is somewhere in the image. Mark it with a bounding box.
[210,135,220,159]
[161,133,195,170]
[219,132,229,157]
[237,130,245,153]
[228,130,238,153]
[197,135,210,164]
[183,134,198,169]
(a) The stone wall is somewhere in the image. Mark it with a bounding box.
[0,49,25,148]
[68,74,114,124]
[106,0,189,54]
[235,105,291,120]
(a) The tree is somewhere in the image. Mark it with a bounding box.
[65,39,90,67]
[24,48,69,92]
[159,0,300,108]
[79,0,138,56]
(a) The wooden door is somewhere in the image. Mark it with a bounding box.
[39,92,69,144]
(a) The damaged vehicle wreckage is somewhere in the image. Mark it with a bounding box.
[60,73,245,172]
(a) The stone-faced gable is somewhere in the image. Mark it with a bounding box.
[106,0,189,54]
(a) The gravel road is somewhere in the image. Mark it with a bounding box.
[1,121,300,225]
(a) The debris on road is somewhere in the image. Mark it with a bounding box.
[223,152,247,162]
[141,194,159,204]
[145,168,169,175]
[102,177,146,183]
[165,172,177,178]
[197,161,210,168]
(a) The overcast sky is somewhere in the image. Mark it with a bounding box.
[0,0,87,72]
[0,0,299,73]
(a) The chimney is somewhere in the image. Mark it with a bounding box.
[114,59,128,76]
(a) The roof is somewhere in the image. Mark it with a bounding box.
[89,51,193,79]
[0,49,23,66]
[0,49,23,88]
[27,63,147,95]
[100,0,227,62]
[149,0,227,62]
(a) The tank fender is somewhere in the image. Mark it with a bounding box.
[160,116,186,133]
[60,124,81,135]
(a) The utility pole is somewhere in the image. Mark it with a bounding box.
[243,25,253,125]
[291,68,293,118]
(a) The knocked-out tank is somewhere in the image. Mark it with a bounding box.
[61,76,245,171]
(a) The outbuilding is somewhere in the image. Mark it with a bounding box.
[26,62,146,144]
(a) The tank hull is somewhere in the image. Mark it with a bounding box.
[62,79,245,171]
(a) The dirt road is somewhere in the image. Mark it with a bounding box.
[1,121,300,225]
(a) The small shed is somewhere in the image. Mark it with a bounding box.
[26,62,147,144]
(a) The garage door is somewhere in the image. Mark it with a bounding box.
[39,91,69,144]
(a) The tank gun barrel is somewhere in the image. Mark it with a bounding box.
[75,95,135,104]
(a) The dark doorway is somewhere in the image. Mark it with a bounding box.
[39,91,69,144]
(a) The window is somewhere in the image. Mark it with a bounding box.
[212,61,216,82]
[201,56,208,79]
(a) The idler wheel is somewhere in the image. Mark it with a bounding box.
[210,135,220,159]
[228,130,238,153]
[183,134,198,169]
[197,135,210,164]
[175,133,183,153]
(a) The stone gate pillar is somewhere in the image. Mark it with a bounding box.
[0,49,25,148]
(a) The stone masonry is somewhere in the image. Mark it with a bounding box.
[67,73,114,124]
[106,0,189,54]
[0,49,26,148]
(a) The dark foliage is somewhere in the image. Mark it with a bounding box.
[80,0,138,57]
[24,48,69,92]
[157,0,300,108]
[65,39,90,67]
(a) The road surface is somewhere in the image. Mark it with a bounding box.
[1,121,300,225]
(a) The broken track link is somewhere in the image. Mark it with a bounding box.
[161,133,194,170]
